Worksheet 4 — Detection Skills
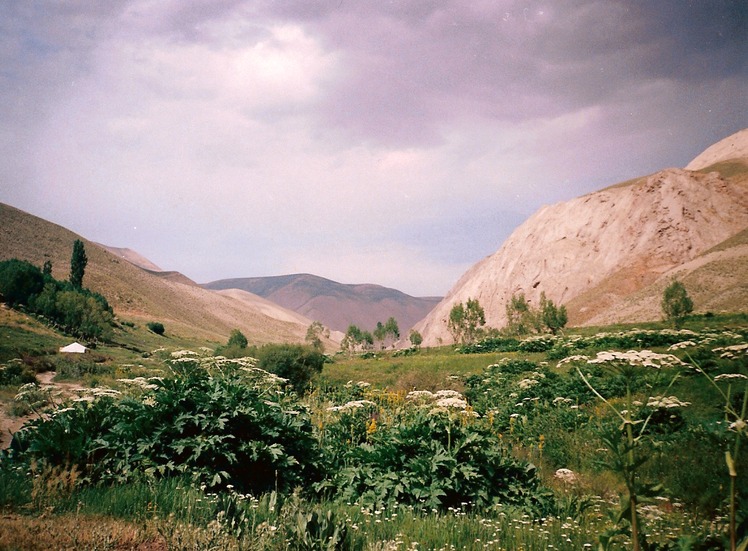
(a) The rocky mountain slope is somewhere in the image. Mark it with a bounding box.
[413,129,748,346]
[204,274,441,333]
[0,203,319,345]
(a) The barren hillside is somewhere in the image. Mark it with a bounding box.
[413,129,748,346]
[0,203,317,345]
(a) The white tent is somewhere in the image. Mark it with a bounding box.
[59,342,88,354]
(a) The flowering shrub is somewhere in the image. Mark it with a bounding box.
[11,357,323,494]
[317,401,551,513]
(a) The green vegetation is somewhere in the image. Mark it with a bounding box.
[373,317,400,349]
[69,239,87,289]
[255,343,326,393]
[341,324,374,354]
[540,292,568,335]
[147,321,165,335]
[448,298,486,344]
[227,329,248,349]
[409,328,423,348]
[504,291,568,337]
[0,259,44,307]
[0,257,114,341]
[0,313,747,549]
[305,321,329,351]
[662,280,694,328]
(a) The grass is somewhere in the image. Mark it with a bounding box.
[0,308,64,363]
[321,348,533,390]
[1,313,746,549]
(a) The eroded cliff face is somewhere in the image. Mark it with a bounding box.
[414,130,748,346]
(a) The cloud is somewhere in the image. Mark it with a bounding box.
[0,0,745,297]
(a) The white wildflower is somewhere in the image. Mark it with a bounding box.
[435,397,468,409]
[668,341,697,350]
[406,390,435,402]
[556,355,589,367]
[588,350,685,368]
[714,373,748,382]
[647,395,690,409]
[713,343,748,355]
[327,400,377,412]
[434,389,462,399]
[117,377,158,390]
[171,349,198,358]
[729,419,746,433]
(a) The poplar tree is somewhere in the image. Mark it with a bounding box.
[70,239,87,289]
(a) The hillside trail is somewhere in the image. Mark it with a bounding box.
[0,371,81,450]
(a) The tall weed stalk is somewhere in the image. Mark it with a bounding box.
[689,359,748,551]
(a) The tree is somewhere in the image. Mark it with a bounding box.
[384,317,400,341]
[505,293,542,336]
[257,344,325,393]
[43,260,53,277]
[70,239,88,289]
[305,321,328,351]
[540,292,568,335]
[448,298,485,344]
[448,302,465,343]
[463,298,486,343]
[55,290,114,340]
[374,317,400,349]
[341,325,363,355]
[409,329,423,348]
[227,329,248,349]
[341,324,373,354]
[374,321,387,348]
[0,259,44,307]
[662,280,693,328]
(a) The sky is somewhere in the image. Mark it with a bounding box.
[0,1,746,297]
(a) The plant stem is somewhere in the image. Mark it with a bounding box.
[626,385,641,551]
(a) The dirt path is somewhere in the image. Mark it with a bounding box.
[0,372,80,450]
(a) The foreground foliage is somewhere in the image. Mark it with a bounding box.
[1,318,747,549]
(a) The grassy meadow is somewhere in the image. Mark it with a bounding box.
[0,309,747,550]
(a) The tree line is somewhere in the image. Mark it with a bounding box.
[445,279,693,345]
[0,240,114,341]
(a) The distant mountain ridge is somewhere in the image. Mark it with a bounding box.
[204,274,441,333]
[413,128,748,346]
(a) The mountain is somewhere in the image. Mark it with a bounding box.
[0,203,321,346]
[203,273,442,334]
[97,244,164,272]
[413,129,748,346]
[97,244,199,287]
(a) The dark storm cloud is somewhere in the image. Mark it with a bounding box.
[0,0,745,295]
[256,0,746,146]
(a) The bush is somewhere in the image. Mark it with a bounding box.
[147,322,165,335]
[0,259,44,307]
[0,360,37,386]
[11,360,323,495]
[227,329,248,349]
[52,356,114,380]
[458,337,520,354]
[318,406,552,513]
[256,344,325,394]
